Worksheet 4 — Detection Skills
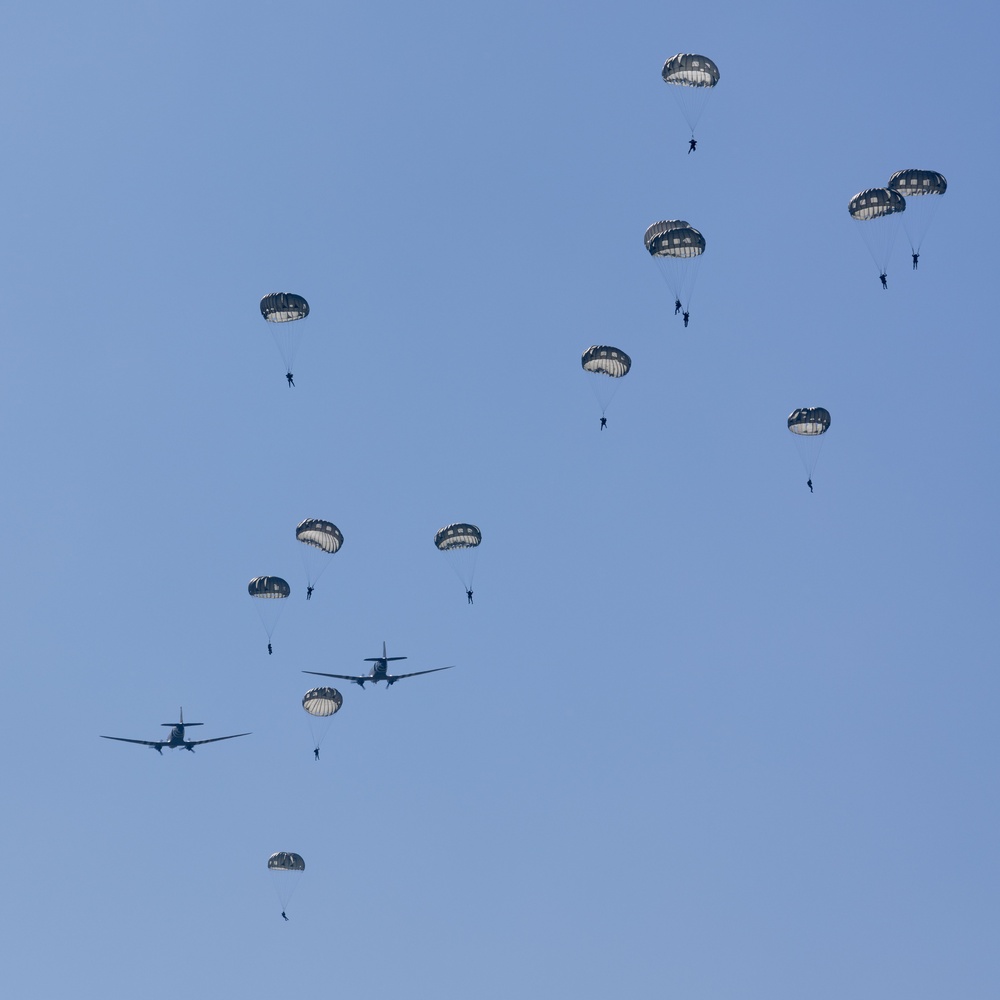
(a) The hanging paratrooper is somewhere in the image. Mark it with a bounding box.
[248,576,291,654]
[661,53,720,150]
[581,346,631,430]
[887,170,947,270]
[644,220,706,325]
[260,292,309,386]
[787,407,831,493]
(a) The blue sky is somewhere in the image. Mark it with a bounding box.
[2,2,997,997]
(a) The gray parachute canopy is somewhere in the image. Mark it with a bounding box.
[787,407,831,436]
[435,523,482,551]
[661,53,720,88]
[888,169,947,197]
[268,852,305,872]
[296,519,344,554]
[582,346,631,378]
[260,293,310,323]
[644,220,706,258]
[302,688,343,718]
[848,188,906,221]
[248,576,291,598]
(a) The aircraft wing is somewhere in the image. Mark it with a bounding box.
[187,733,251,746]
[302,670,367,683]
[100,736,167,749]
[387,666,455,682]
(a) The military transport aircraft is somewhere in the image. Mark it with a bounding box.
[303,642,455,688]
[100,709,250,754]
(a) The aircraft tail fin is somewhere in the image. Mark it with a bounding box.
[364,641,407,662]
[163,708,203,727]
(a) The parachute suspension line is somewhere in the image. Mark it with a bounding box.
[853,216,900,275]
[299,545,330,591]
[659,257,702,310]
[254,601,280,640]
[793,432,826,480]
[303,714,328,755]
[903,196,942,254]
[588,374,620,416]
[653,260,698,310]
[446,549,477,591]
[270,875,302,915]
[670,86,711,137]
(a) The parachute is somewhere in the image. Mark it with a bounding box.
[661,53,719,137]
[303,687,343,757]
[248,576,291,649]
[661,53,720,88]
[644,220,706,313]
[260,294,310,323]
[248,576,292,598]
[295,519,344,597]
[295,519,343,554]
[888,169,947,197]
[787,408,831,436]
[581,345,631,378]
[260,292,309,378]
[303,687,343,717]
[581,346,631,418]
[268,851,305,917]
[887,170,947,259]
[434,523,482,551]
[435,523,481,596]
[848,188,906,278]
[787,407,831,484]
[644,220,706,258]
[848,188,906,222]
[268,851,306,872]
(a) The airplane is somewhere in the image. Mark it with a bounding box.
[100,708,251,754]
[302,641,455,689]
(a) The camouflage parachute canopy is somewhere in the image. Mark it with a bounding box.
[787,407,831,436]
[296,519,344,554]
[581,346,632,378]
[302,687,343,718]
[661,53,720,88]
[644,220,706,258]
[260,292,310,323]
[268,852,305,872]
[248,576,291,598]
[435,523,482,551]
[888,169,947,197]
[848,188,906,221]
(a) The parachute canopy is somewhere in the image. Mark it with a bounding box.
[888,169,947,197]
[644,220,706,258]
[582,346,631,378]
[848,188,906,221]
[296,519,344,554]
[302,687,343,718]
[661,53,720,88]
[435,523,482,551]
[788,407,831,436]
[260,293,309,323]
[248,576,291,598]
[268,852,305,872]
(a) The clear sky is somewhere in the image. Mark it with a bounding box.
[2,1,997,997]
